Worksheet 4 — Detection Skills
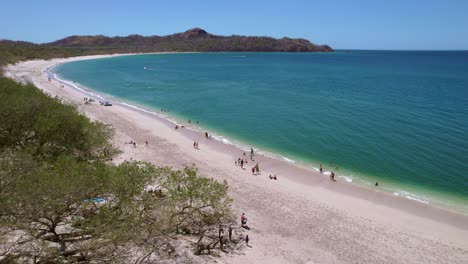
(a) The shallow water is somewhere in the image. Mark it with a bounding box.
[55,51,468,212]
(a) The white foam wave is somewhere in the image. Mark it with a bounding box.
[339,176,353,182]
[282,157,296,163]
[53,74,105,100]
[393,190,429,204]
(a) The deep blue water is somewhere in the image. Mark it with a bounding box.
[55,51,468,211]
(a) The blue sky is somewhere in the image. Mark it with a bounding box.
[1,0,467,50]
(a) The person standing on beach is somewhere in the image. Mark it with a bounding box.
[145,140,148,147]
[251,167,256,175]
[250,148,254,156]
[240,159,244,168]
[240,213,245,227]
[320,164,323,174]
[255,163,260,173]
[330,172,335,181]
[228,226,233,241]
[245,235,250,246]
[133,142,136,148]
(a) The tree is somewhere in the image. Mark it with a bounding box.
[0,77,118,161]
[0,77,235,263]
[0,158,234,262]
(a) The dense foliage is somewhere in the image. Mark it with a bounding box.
[0,77,235,263]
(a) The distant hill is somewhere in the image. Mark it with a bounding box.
[47,28,333,52]
[0,28,333,67]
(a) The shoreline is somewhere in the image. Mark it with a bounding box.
[5,54,468,263]
[50,54,467,215]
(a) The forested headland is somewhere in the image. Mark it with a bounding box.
[0,28,333,68]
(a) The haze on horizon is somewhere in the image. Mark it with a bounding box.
[1,0,467,50]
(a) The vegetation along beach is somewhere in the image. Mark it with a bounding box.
[1,1,467,263]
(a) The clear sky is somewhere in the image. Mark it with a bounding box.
[1,0,467,50]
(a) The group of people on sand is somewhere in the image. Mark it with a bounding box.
[234,148,280,181]
[127,140,137,148]
[83,97,95,104]
[251,163,260,175]
[193,141,199,149]
[126,140,149,148]
[204,132,212,139]
[235,157,246,168]
[240,213,250,246]
[320,164,337,182]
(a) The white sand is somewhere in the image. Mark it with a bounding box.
[4,55,468,264]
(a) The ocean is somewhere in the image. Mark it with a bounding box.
[54,51,468,212]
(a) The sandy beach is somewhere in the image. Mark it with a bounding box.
[4,55,468,264]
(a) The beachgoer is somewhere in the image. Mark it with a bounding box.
[269,174,272,179]
[240,213,245,227]
[193,141,196,149]
[240,159,244,168]
[133,142,136,148]
[250,148,254,156]
[274,174,277,180]
[245,235,249,246]
[251,167,255,175]
[175,125,179,129]
[188,119,191,124]
[228,226,233,241]
[205,132,209,139]
[255,163,260,173]
[320,164,323,174]
[330,172,335,181]
[219,225,224,239]
[145,140,148,147]
[375,181,379,187]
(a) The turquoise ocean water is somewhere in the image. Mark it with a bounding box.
[55,52,468,212]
